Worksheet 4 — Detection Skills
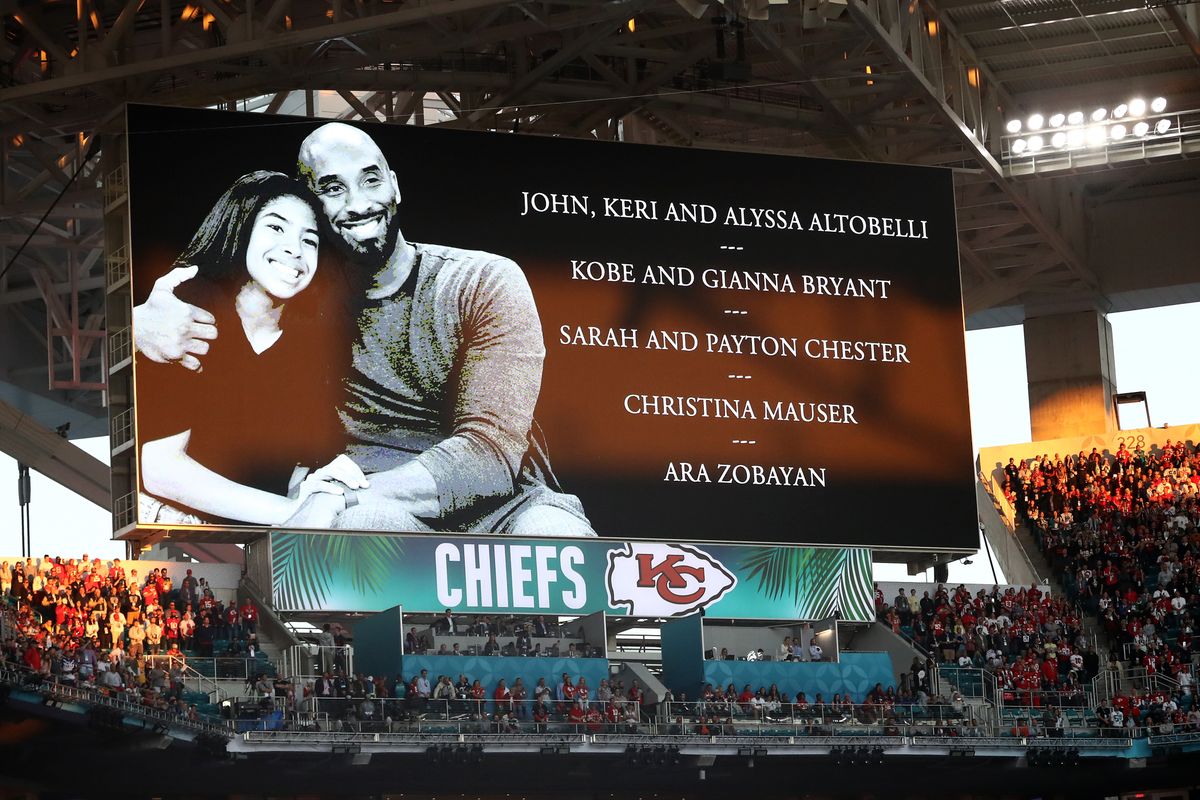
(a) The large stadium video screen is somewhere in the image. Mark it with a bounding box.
[125,103,974,551]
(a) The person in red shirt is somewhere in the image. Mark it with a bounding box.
[567,700,585,730]
[533,703,549,732]
[22,642,41,672]
[240,600,258,635]
[470,679,486,715]
[225,604,241,640]
[585,705,604,733]
[493,679,512,714]
[1040,657,1058,687]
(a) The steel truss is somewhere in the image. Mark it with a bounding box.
[1,0,1195,424]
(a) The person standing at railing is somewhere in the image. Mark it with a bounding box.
[195,615,215,657]
[240,599,257,637]
[145,617,163,656]
[181,569,199,610]
[493,679,512,715]
[179,611,195,651]
[127,620,145,661]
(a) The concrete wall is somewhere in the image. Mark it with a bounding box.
[1024,310,1117,441]
[976,478,1042,585]
[844,623,925,686]
[1092,191,1200,301]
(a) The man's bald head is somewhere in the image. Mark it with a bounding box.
[297,122,400,260]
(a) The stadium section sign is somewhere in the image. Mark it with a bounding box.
[268,532,873,620]
[125,104,973,551]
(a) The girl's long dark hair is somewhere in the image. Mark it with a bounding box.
[174,170,317,284]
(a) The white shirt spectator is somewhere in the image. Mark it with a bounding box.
[809,643,823,661]
[416,675,431,697]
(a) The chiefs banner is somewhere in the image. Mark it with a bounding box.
[268,531,872,621]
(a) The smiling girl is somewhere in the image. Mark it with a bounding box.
[138,171,363,526]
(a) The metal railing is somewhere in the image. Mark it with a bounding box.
[144,654,270,694]
[0,660,228,737]
[219,695,1137,742]
[1091,666,1183,705]
[279,644,353,679]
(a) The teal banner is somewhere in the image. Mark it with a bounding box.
[271,532,873,621]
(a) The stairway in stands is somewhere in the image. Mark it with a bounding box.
[1015,521,1109,662]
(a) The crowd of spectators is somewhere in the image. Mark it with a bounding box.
[0,554,258,721]
[248,666,652,733]
[875,581,1097,706]
[403,611,596,658]
[1007,441,1199,685]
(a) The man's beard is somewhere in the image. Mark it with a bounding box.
[334,212,402,266]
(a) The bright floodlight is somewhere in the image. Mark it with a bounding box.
[1051,132,1067,148]
[1067,111,1085,126]
[1112,104,1128,119]
[1086,125,1107,147]
[1006,119,1022,134]
[1028,135,1044,152]
[1048,113,1066,128]
[1155,118,1172,135]
[1110,124,1127,140]
[1133,121,1150,137]
[1027,114,1045,131]
[1012,138,1028,154]
[1067,128,1086,148]
[1151,97,1167,113]
[1128,98,1146,117]
[1091,108,1108,122]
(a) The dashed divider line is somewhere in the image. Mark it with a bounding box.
[722,309,748,315]
[727,374,752,380]
[719,245,745,251]
[731,439,757,445]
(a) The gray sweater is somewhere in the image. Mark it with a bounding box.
[341,241,545,518]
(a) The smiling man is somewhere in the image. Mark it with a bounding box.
[134,122,594,538]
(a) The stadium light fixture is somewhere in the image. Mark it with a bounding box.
[1048,113,1066,128]
[1112,103,1128,119]
[1091,107,1108,122]
[1027,113,1045,130]
[1012,138,1028,154]
[1110,124,1127,140]
[1066,128,1085,148]
[1027,135,1044,152]
[1155,118,1172,135]
[1006,119,1022,134]
[1151,96,1167,113]
[1086,125,1107,147]
[1051,132,1067,148]
[1066,111,1085,126]
[1133,121,1150,137]
[1128,98,1146,117]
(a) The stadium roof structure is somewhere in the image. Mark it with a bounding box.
[0,0,1197,440]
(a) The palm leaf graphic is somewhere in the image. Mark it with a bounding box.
[272,532,404,611]
[835,549,875,621]
[272,533,333,611]
[737,546,848,618]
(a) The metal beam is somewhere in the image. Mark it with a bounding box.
[0,0,517,104]
[847,0,1098,299]
[0,397,111,509]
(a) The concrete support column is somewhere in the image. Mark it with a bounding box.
[1024,310,1117,441]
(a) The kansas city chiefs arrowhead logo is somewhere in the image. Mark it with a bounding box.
[606,542,737,617]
